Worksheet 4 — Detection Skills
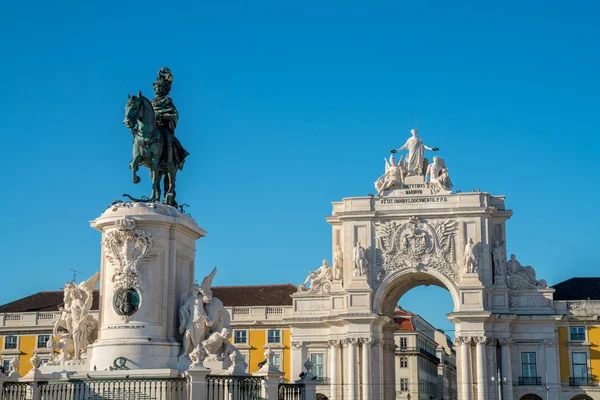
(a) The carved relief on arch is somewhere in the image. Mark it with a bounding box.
[374,217,459,282]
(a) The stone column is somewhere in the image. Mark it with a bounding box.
[474,337,487,400]
[372,339,384,400]
[544,339,559,399]
[361,338,372,400]
[499,338,513,400]
[328,340,341,400]
[291,341,304,382]
[485,338,498,400]
[456,336,473,400]
[345,338,359,400]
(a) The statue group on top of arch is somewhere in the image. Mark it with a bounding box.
[374,128,452,195]
[47,272,100,365]
[179,267,246,372]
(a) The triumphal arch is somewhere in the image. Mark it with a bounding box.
[289,129,557,400]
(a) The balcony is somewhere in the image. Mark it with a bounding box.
[569,377,598,386]
[518,377,542,386]
[396,347,440,363]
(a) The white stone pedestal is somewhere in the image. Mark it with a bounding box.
[88,202,205,371]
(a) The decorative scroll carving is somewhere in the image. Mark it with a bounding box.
[375,217,458,281]
[497,338,511,347]
[104,218,157,293]
[292,341,304,349]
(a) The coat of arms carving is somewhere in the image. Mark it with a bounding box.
[375,217,458,281]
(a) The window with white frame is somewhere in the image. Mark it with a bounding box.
[570,326,586,341]
[37,335,51,349]
[521,352,537,384]
[267,329,281,343]
[399,337,407,349]
[272,353,282,370]
[400,356,408,368]
[311,353,324,378]
[4,336,17,350]
[400,378,408,391]
[233,330,247,344]
[572,352,588,379]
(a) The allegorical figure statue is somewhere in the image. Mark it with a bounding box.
[375,155,406,195]
[391,129,438,176]
[179,267,233,360]
[507,254,547,290]
[353,242,368,276]
[151,67,190,170]
[491,240,506,281]
[425,155,453,191]
[51,272,100,363]
[464,238,478,273]
[333,245,343,280]
[298,260,334,294]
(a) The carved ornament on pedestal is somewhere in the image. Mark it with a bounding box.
[104,217,157,321]
[375,217,458,281]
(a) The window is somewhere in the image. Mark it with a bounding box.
[267,330,281,343]
[272,354,281,370]
[311,353,324,378]
[399,337,407,350]
[572,352,588,379]
[234,330,247,344]
[400,378,408,391]
[521,352,538,384]
[4,336,17,350]
[571,326,586,341]
[400,356,408,368]
[2,359,10,372]
[37,335,51,349]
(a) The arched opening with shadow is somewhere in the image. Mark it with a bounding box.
[373,269,462,400]
[519,395,543,400]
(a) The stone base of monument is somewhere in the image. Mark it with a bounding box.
[86,338,181,371]
[203,359,233,375]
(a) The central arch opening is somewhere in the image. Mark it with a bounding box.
[375,270,460,400]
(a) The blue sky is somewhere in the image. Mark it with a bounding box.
[1,1,599,333]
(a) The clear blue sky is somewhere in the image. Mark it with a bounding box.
[1,1,599,333]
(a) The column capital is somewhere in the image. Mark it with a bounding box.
[453,336,472,346]
[498,338,512,347]
[359,337,373,346]
[473,336,487,345]
[543,339,557,347]
[291,341,303,350]
[328,339,342,348]
[346,338,359,346]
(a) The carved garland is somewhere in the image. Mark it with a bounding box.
[375,217,458,282]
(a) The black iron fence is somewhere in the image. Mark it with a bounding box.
[41,378,187,399]
[517,376,542,386]
[206,375,263,400]
[569,376,598,386]
[278,383,304,400]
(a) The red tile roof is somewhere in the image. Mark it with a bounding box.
[0,284,297,313]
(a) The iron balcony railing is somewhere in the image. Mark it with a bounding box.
[518,376,542,386]
[569,376,598,386]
